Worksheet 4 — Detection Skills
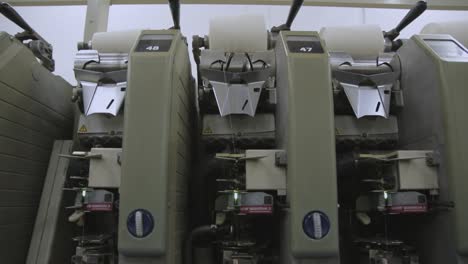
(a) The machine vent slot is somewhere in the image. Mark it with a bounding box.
[242,99,249,110]
[106,99,114,109]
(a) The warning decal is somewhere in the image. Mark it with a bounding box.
[79,125,87,133]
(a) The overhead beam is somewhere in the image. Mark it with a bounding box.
[8,0,85,5]
[6,0,468,10]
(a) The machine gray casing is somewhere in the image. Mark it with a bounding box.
[397,34,468,264]
[0,32,74,263]
[275,31,340,263]
[118,30,195,264]
[27,141,75,264]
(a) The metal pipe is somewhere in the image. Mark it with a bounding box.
[5,0,468,10]
[184,225,217,264]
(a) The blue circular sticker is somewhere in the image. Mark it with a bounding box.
[302,211,330,240]
[127,209,154,238]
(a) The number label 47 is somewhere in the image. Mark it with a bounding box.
[300,47,313,52]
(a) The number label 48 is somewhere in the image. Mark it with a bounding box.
[146,45,160,51]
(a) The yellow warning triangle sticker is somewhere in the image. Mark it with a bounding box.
[79,125,88,133]
[203,126,213,135]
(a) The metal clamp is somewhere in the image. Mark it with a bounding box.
[275,150,287,167]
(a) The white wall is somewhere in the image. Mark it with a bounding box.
[1,4,467,84]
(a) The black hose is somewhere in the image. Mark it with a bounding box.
[168,0,180,29]
[0,2,34,34]
[271,0,304,32]
[384,0,427,41]
[394,1,427,36]
[285,0,305,29]
[184,225,217,264]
